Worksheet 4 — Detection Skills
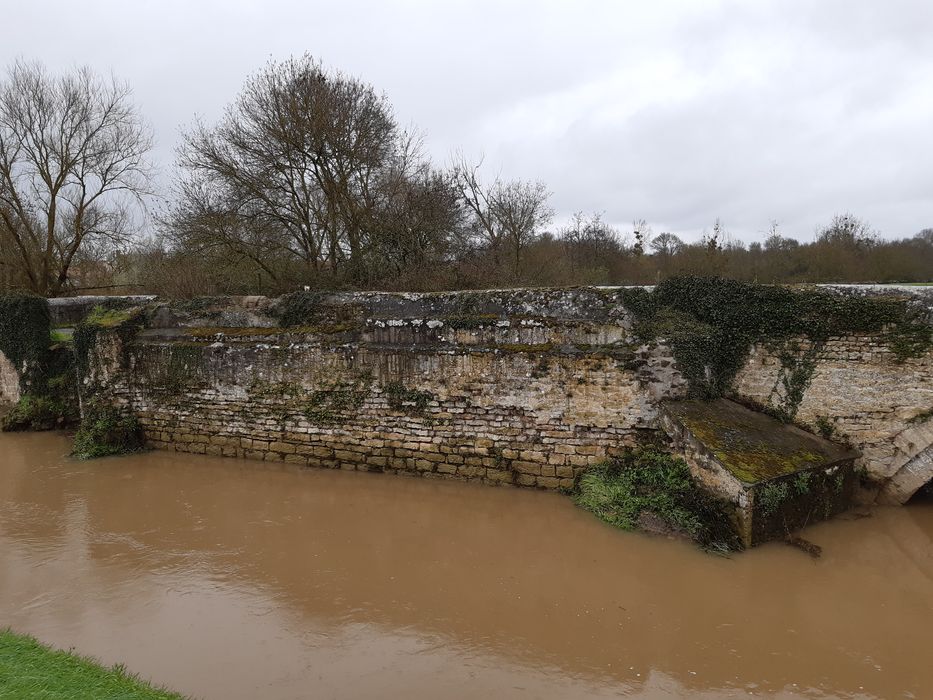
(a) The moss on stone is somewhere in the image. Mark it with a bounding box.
[186,323,356,339]
[496,342,555,353]
[665,399,857,484]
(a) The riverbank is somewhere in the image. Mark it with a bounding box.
[0,630,185,699]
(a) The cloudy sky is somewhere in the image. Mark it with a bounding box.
[3,1,931,243]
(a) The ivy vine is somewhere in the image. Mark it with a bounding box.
[622,276,932,413]
[0,294,51,383]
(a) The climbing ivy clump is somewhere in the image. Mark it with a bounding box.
[273,290,360,331]
[302,376,371,424]
[383,381,435,414]
[0,293,51,381]
[573,447,743,552]
[622,276,932,413]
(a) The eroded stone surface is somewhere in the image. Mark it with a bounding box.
[660,399,859,546]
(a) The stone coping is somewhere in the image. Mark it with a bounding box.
[662,398,859,484]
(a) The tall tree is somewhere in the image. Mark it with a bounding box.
[0,60,152,296]
[171,55,456,286]
[454,156,552,275]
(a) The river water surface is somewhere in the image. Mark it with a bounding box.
[1,431,932,699]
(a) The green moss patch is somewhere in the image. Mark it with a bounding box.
[664,399,857,483]
[0,629,186,699]
[573,447,743,552]
[73,306,145,380]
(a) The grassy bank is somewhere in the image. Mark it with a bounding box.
[573,447,743,553]
[0,630,186,700]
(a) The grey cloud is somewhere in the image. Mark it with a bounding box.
[3,1,930,242]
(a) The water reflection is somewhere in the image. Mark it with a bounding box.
[1,432,931,699]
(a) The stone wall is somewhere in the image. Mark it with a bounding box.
[60,285,933,501]
[733,334,933,503]
[0,352,19,405]
[87,289,686,490]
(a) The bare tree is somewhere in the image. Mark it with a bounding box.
[172,55,446,285]
[631,218,652,257]
[454,156,553,275]
[816,213,878,249]
[0,60,152,296]
[649,232,684,257]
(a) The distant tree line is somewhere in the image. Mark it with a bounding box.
[1,56,930,297]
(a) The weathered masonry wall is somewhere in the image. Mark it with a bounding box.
[90,290,685,490]
[734,333,933,504]
[21,285,933,502]
[0,352,19,405]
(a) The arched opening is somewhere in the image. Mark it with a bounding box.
[907,479,933,505]
[880,443,933,505]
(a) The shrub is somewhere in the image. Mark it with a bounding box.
[573,447,743,552]
[72,403,146,460]
[1,393,70,431]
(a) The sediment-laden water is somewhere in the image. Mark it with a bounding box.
[1,431,931,699]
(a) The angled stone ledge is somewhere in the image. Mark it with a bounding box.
[660,399,860,547]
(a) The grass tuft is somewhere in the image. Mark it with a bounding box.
[0,629,187,699]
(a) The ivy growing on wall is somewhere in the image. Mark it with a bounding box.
[273,290,360,332]
[0,294,51,381]
[622,276,932,416]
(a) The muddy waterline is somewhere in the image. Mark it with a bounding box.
[1,432,931,699]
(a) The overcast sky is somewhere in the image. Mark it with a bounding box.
[3,1,931,243]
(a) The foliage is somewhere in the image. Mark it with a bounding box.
[382,381,434,414]
[573,447,743,552]
[756,481,790,516]
[814,415,837,438]
[622,276,932,410]
[1,392,72,431]
[72,402,146,460]
[0,293,50,379]
[0,294,79,431]
[273,291,360,330]
[792,471,812,495]
[0,629,186,700]
[302,377,371,424]
[274,291,328,327]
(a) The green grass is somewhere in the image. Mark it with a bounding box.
[0,629,187,699]
[573,447,743,552]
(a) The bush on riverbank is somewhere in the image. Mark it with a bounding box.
[1,392,74,431]
[574,447,743,552]
[0,629,186,699]
[72,403,146,460]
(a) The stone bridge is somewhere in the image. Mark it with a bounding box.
[1,286,931,505]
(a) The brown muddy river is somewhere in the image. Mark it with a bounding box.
[1,432,932,699]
